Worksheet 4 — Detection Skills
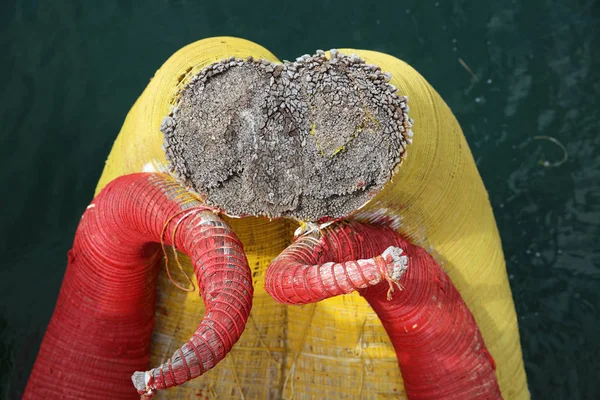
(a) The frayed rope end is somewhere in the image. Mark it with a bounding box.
[378,246,408,300]
[132,371,154,398]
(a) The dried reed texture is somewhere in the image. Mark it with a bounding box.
[92,38,527,399]
[24,173,252,399]
[266,221,502,400]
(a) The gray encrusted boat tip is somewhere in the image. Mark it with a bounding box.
[162,50,413,221]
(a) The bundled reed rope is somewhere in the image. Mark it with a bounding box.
[266,221,501,399]
[25,174,253,399]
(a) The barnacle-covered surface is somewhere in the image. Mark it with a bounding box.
[162,50,413,221]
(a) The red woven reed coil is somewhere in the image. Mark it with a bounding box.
[265,222,501,400]
[24,173,252,399]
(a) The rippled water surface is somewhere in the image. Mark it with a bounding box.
[0,1,598,399]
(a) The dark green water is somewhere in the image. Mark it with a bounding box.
[0,0,598,399]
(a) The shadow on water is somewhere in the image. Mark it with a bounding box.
[0,0,598,399]
[0,310,15,400]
